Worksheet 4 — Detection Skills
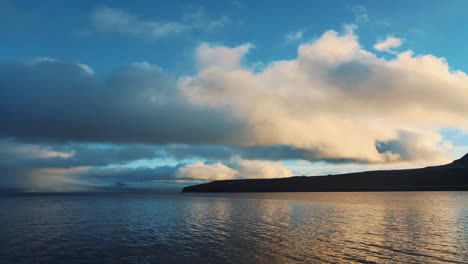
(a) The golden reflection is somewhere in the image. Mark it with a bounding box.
[184,192,467,263]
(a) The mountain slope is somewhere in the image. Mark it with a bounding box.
[446,153,468,168]
[182,155,468,192]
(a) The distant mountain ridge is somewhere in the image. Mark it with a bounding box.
[183,154,468,192]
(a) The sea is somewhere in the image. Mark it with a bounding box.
[0,192,467,263]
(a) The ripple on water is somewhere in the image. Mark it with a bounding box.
[0,192,467,263]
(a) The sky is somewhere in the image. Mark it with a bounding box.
[1,0,468,192]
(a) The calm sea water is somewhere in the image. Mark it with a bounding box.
[0,192,467,263]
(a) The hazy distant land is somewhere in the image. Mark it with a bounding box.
[183,154,468,192]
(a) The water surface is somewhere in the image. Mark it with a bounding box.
[0,192,467,263]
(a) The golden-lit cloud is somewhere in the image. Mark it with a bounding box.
[374,36,403,53]
[180,27,468,164]
[176,158,292,181]
[176,162,238,181]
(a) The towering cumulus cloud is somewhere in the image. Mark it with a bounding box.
[180,27,468,164]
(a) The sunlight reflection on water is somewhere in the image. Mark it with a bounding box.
[0,192,467,263]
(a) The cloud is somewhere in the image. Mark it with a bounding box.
[0,139,73,160]
[4,15,468,192]
[0,140,162,191]
[1,27,468,167]
[0,140,364,185]
[0,140,173,191]
[176,158,292,181]
[90,6,227,39]
[0,144,293,190]
[0,159,90,192]
[376,130,453,163]
[47,158,290,190]
[180,27,468,164]
[79,165,182,184]
[229,158,292,179]
[374,36,404,53]
[163,144,359,163]
[20,167,89,192]
[1,164,182,192]
[350,5,369,24]
[0,59,245,144]
[181,7,229,32]
[197,42,254,70]
[284,30,304,43]
[176,162,238,181]
[90,6,187,38]
[25,145,161,168]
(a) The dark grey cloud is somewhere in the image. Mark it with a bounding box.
[0,140,162,168]
[0,56,366,168]
[375,130,446,162]
[0,139,366,183]
[164,144,365,163]
[0,164,186,192]
[0,139,187,191]
[327,61,373,90]
[0,59,246,144]
[26,145,162,168]
[0,138,375,192]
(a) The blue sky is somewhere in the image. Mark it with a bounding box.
[2,0,468,74]
[1,0,468,191]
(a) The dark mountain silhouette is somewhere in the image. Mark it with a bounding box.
[182,154,468,192]
[445,153,468,168]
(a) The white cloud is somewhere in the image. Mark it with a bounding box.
[179,27,468,165]
[90,6,227,39]
[197,43,254,70]
[374,36,404,53]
